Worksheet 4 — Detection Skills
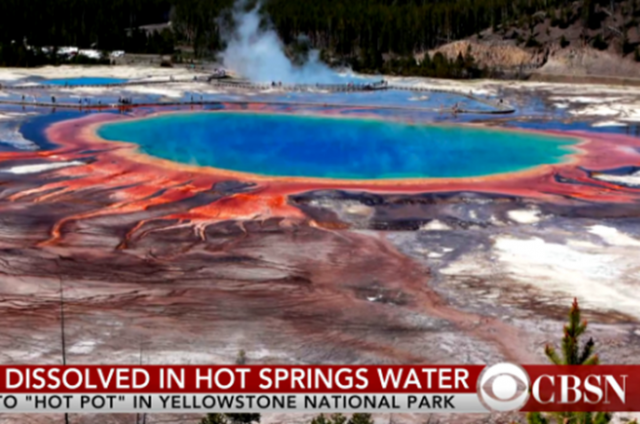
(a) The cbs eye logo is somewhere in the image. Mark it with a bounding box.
[477,363,530,412]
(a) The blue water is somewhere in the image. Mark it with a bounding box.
[20,110,88,150]
[43,77,127,86]
[96,112,579,179]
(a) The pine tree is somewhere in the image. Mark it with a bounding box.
[201,414,228,424]
[201,413,261,424]
[526,299,626,424]
[226,414,261,424]
[310,414,373,424]
[310,414,329,424]
[545,298,598,366]
[349,414,374,424]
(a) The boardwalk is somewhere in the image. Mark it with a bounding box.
[0,78,515,114]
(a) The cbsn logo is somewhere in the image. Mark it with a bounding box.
[477,363,628,412]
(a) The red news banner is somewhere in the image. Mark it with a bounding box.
[0,364,637,414]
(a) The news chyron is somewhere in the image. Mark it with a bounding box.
[0,365,635,413]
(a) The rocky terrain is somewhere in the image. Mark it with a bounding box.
[431,0,640,80]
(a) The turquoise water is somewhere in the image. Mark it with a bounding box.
[43,77,127,86]
[96,112,578,179]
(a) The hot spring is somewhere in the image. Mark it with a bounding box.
[96,112,579,180]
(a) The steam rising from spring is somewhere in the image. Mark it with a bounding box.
[219,2,345,84]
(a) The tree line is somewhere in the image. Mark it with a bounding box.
[0,0,635,75]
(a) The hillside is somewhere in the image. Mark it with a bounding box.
[430,0,640,79]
